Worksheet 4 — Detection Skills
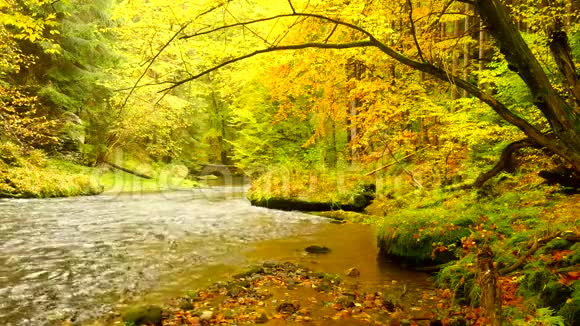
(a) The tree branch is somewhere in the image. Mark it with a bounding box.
[324,24,338,43]
[499,231,579,275]
[162,6,579,169]
[0,112,26,148]
[160,41,374,92]
[471,138,541,188]
[118,23,190,116]
[366,37,573,164]
[181,12,372,41]
[475,0,580,155]
[288,0,296,14]
[406,0,426,62]
[548,26,580,108]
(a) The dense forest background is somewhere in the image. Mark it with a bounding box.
[1,0,579,192]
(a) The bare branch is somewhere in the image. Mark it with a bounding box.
[160,41,374,92]
[181,12,372,41]
[0,112,26,148]
[155,5,572,167]
[426,0,455,32]
[117,0,235,114]
[223,6,273,46]
[114,81,174,92]
[406,0,426,62]
[324,24,338,43]
[288,0,296,14]
[118,23,190,115]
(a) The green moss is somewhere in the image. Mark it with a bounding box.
[544,239,572,251]
[377,208,471,265]
[558,282,580,326]
[247,165,374,210]
[0,146,102,198]
[436,259,477,305]
[564,243,580,266]
[122,305,162,326]
[98,167,198,194]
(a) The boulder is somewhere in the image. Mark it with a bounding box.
[305,245,331,254]
[346,267,360,277]
[122,305,162,326]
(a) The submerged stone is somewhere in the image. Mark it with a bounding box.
[305,245,331,254]
[122,305,162,326]
[346,267,360,277]
[255,312,269,323]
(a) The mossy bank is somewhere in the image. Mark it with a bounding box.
[248,165,579,325]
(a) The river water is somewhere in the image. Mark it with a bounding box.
[0,187,430,325]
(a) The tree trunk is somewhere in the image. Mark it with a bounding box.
[348,60,362,162]
[105,161,152,179]
[452,19,461,101]
[478,17,485,72]
[475,0,580,171]
[476,245,500,326]
[463,3,471,98]
[472,138,541,188]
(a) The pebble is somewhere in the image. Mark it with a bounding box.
[200,310,213,321]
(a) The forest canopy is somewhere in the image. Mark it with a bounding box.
[1,0,579,188]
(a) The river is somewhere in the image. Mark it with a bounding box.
[0,187,430,325]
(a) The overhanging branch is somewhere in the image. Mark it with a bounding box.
[160,40,374,92]
[156,5,574,167]
[181,12,372,40]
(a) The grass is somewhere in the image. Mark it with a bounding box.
[0,142,199,198]
[98,170,198,194]
[371,178,579,324]
[249,163,579,324]
[0,147,102,198]
[247,164,374,207]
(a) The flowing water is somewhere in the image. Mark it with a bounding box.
[0,187,430,325]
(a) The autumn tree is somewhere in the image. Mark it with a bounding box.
[147,0,579,186]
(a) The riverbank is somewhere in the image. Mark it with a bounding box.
[0,143,102,198]
[246,166,580,325]
[141,261,456,326]
[0,143,199,198]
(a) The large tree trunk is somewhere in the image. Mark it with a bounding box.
[475,0,580,171]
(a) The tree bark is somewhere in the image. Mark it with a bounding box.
[548,27,580,108]
[476,245,500,326]
[452,18,461,101]
[463,3,471,98]
[105,161,153,179]
[479,17,485,72]
[475,0,580,169]
[472,138,540,188]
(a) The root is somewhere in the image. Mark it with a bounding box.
[472,138,540,188]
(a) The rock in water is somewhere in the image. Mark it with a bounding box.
[276,302,299,314]
[346,267,360,277]
[122,305,162,326]
[305,245,331,254]
[255,312,269,324]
